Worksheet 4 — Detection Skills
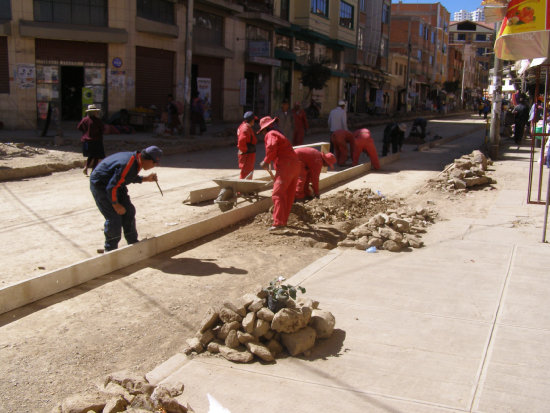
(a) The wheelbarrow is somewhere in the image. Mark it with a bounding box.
[213,177,273,211]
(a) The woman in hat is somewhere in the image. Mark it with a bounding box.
[237,111,258,179]
[258,116,301,231]
[78,104,105,175]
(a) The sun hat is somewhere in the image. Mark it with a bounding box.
[338,100,346,106]
[142,146,163,163]
[85,104,101,113]
[243,111,258,121]
[258,116,278,133]
[321,152,337,170]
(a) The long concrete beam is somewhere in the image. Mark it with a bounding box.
[0,153,399,315]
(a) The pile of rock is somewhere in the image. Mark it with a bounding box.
[184,289,335,363]
[51,370,193,413]
[336,206,436,252]
[429,150,496,193]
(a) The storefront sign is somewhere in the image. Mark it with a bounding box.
[17,64,35,89]
[112,57,123,68]
[197,77,212,122]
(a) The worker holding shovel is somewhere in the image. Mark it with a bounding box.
[89,146,162,252]
[237,111,258,179]
[258,116,301,231]
[294,148,336,201]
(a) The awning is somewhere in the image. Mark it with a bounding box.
[274,48,296,61]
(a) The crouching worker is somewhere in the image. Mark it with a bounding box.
[258,116,301,231]
[352,128,380,169]
[331,129,355,166]
[382,122,406,156]
[90,146,162,252]
[295,148,337,201]
[410,117,427,140]
[237,111,258,179]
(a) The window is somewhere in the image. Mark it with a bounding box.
[339,1,353,29]
[457,33,466,41]
[431,31,435,43]
[246,25,269,41]
[0,0,11,20]
[419,23,423,37]
[275,34,291,51]
[33,0,107,26]
[294,39,312,64]
[382,3,390,24]
[0,36,8,94]
[281,0,290,20]
[137,0,174,24]
[395,62,398,74]
[380,37,388,58]
[360,0,366,12]
[358,27,365,49]
[476,47,485,56]
[429,55,433,65]
[399,64,403,76]
[475,34,486,41]
[311,0,328,17]
[194,10,223,46]
[417,49,422,60]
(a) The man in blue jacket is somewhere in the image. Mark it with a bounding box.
[90,146,162,252]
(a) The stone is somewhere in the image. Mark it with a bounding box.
[218,345,254,363]
[225,329,240,349]
[184,337,204,354]
[219,307,242,323]
[129,394,155,411]
[378,226,402,243]
[198,307,219,333]
[105,371,154,396]
[99,382,133,403]
[158,397,188,413]
[247,297,266,312]
[367,237,384,248]
[405,234,423,248]
[237,331,256,344]
[242,312,256,334]
[383,239,402,252]
[196,329,215,346]
[454,159,472,170]
[271,307,311,333]
[309,309,336,339]
[217,321,240,340]
[449,168,465,179]
[392,218,410,233]
[296,297,319,309]
[256,307,275,322]
[451,178,467,189]
[263,330,275,340]
[350,225,371,237]
[472,149,488,170]
[207,342,220,353]
[368,213,386,226]
[239,293,258,309]
[223,300,246,317]
[266,339,283,356]
[354,236,370,250]
[464,176,489,187]
[246,342,275,362]
[281,327,317,356]
[252,318,271,337]
[337,240,357,248]
[103,395,128,413]
[59,392,106,413]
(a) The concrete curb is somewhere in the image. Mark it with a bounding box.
[0,153,399,315]
[417,124,484,152]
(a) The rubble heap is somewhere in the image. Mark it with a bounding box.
[428,150,496,193]
[184,289,335,363]
[337,206,437,251]
[51,370,193,413]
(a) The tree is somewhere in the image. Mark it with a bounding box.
[300,58,332,100]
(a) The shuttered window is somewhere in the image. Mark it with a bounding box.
[0,37,8,94]
[135,46,174,109]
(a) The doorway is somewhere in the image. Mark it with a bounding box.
[61,66,84,121]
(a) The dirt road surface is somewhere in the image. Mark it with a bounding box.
[0,115,490,412]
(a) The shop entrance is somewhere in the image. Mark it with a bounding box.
[61,66,84,121]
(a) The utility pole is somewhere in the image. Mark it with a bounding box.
[489,22,502,160]
[460,54,466,108]
[182,0,194,138]
[405,21,411,112]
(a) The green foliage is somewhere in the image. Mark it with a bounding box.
[263,278,306,302]
[300,59,332,91]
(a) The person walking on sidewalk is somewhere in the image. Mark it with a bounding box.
[328,100,348,153]
[274,99,294,140]
[78,104,105,175]
[258,116,301,231]
[352,128,380,169]
[294,147,336,201]
[513,96,529,144]
[190,92,207,136]
[331,129,355,166]
[292,102,309,146]
[90,146,162,252]
[237,111,258,179]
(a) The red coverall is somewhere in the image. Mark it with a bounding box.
[352,128,380,169]
[331,130,355,166]
[292,108,309,146]
[262,130,301,227]
[237,121,257,179]
[295,147,323,199]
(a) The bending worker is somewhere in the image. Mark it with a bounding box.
[237,111,258,179]
[352,128,380,169]
[90,146,162,252]
[258,116,301,231]
[295,147,337,201]
[382,122,406,156]
[331,129,355,166]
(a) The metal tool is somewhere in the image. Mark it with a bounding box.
[155,180,164,196]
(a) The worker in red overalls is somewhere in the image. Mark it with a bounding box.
[295,147,337,201]
[292,102,309,146]
[352,128,380,169]
[237,111,258,179]
[330,129,355,166]
[258,116,301,231]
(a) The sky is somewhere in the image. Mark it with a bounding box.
[394,0,484,16]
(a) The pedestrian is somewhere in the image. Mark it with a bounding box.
[274,99,294,140]
[328,99,348,153]
[237,111,258,179]
[483,100,490,119]
[190,92,206,136]
[258,116,301,231]
[352,128,380,169]
[294,147,336,201]
[410,117,428,140]
[330,129,355,166]
[382,122,406,156]
[78,104,105,176]
[165,94,182,135]
[292,102,308,146]
[513,97,529,144]
[89,146,162,252]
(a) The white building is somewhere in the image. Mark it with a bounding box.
[453,10,471,21]
[453,8,485,22]
[471,8,485,22]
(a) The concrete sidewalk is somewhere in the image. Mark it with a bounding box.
[147,142,550,412]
